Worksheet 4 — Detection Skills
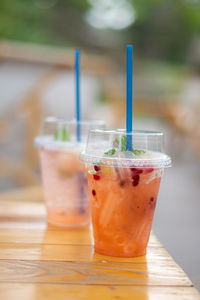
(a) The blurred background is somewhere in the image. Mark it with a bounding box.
[0,0,200,291]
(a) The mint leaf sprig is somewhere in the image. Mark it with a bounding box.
[54,128,70,141]
[132,149,146,155]
[104,135,146,156]
[112,136,126,151]
[120,136,127,151]
[113,138,119,148]
[104,149,116,156]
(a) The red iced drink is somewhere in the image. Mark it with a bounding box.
[87,165,162,256]
[81,129,171,256]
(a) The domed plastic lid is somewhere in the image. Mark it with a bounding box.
[80,129,172,168]
[34,117,105,151]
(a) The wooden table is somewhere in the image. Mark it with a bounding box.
[0,185,199,300]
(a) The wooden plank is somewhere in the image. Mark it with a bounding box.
[0,228,159,247]
[0,186,199,299]
[0,283,199,300]
[0,196,45,229]
[0,185,43,203]
[0,204,45,229]
[0,243,188,264]
[0,227,93,245]
[0,259,192,286]
[0,202,45,219]
[0,221,46,230]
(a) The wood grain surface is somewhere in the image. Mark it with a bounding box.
[0,283,199,300]
[0,186,199,300]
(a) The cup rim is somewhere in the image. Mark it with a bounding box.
[35,118,105,150]
[89,129,164,136]
[80,151,172,169]
[44,117,105,126]
[80,128,172,168]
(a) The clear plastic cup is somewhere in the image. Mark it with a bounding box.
[80,129,171,257]
[35,117,105,227]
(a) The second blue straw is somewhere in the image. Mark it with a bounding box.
[75,49,81,142]
[126,45,133,151]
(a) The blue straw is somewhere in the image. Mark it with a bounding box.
[126,45,133,151]
[75,49,81,142]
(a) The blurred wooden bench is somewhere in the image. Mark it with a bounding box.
[0,40,115,188]
[164,101,200,158]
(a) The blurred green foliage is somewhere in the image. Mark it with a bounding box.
[0,0,90,46]
[0,0,199,63]
[129,0,200,62]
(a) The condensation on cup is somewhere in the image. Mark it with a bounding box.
[35,117,105,227]
[80,129,171,256]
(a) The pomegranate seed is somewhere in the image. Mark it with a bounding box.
[92,189,96,196]
[149,197,156,209]
[131,173,140,186]
[120,180,126,187]
[94,165,101,172]
[132,180,139,186]
[132,174,139,181]
[93,174,100,180]
[130,167,143,175]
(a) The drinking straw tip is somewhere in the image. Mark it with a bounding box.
[126,44,133,150]
[75,49,81,141]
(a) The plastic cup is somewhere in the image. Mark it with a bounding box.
[35,117,105,227]
[80,129,171,257]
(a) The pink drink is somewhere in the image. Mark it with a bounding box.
[35,118,105,227]
[40,148,89,227]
